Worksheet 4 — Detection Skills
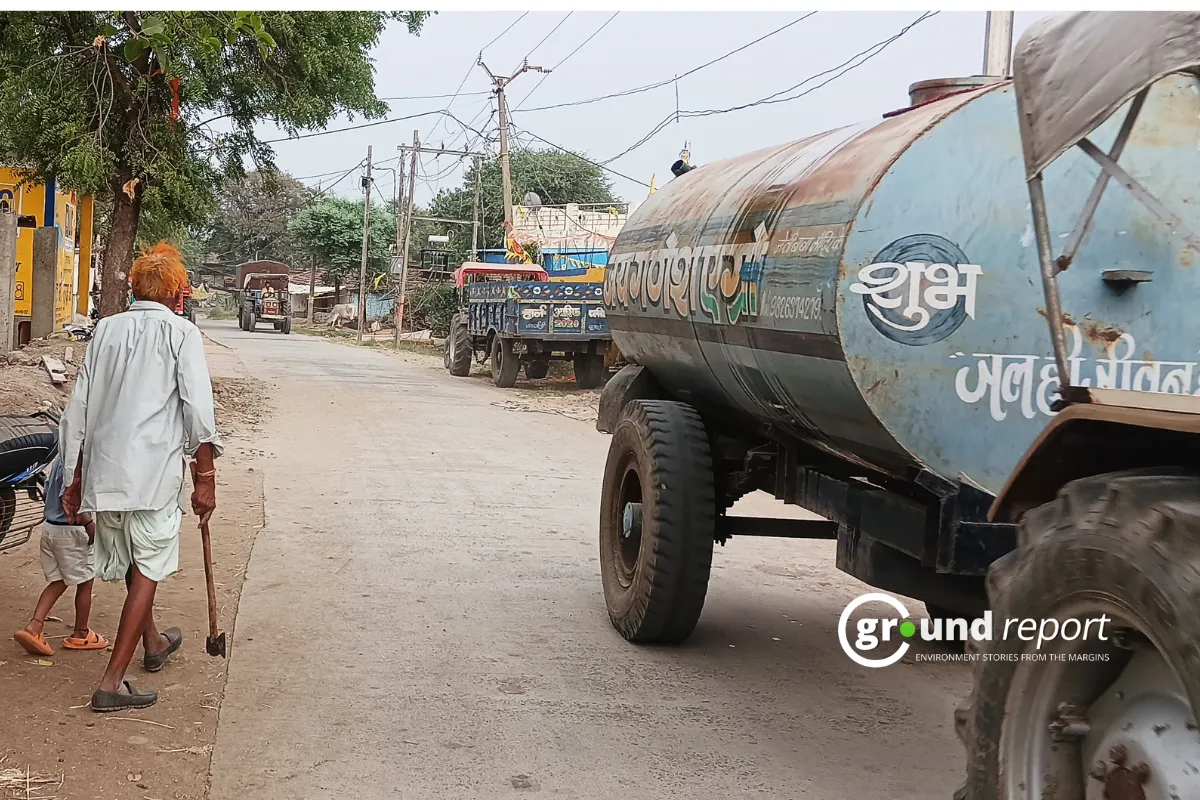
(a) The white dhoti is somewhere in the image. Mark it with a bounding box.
[94,505,183,583]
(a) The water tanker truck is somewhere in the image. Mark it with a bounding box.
[596,11,1200,797]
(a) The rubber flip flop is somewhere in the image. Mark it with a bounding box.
[91,681,158,713]
[13,630,54,657]
[143,627,183,673]
[63,630,109,651]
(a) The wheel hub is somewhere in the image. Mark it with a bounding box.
[1002,603,1198,800]
[1080,652,1194,800]
[622,502,643,540]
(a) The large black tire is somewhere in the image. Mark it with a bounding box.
[524,359,549,380]
[574,353,605,389]
[490,336,519,388]
[247,311,257,331]
[184,298,196,324]
[600,400,715,644]
[956,469,1200,800]
[237,308,246,331]
[447,316,472,377]
[281,315,291,335]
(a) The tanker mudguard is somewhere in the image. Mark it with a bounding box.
[597,365,665,434]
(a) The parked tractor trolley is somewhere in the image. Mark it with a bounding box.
[595,11,1200,798]
[235,262,291,334]
[444,262,611,388]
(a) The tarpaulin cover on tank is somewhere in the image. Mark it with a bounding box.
[1014,10,1200,178]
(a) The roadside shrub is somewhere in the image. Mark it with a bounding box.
[404,282,457,337]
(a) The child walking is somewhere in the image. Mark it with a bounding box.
[13,458,108,656]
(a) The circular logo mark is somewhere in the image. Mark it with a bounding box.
[838,592,912,668]
[853,234,976,346]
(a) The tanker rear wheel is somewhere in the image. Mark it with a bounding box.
[599,400,715,644]
[955,469,1200,800]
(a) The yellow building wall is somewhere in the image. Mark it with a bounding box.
[0,170,87,330]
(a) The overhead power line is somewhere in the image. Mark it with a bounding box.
[429,12,530,146]
[519,13,817,114]
[263,108,490,144]
[508,123,650,188]
[515,11,621,111]
[523,11,573,63]
[481,11,529,54]
[379,91,492,101]
[600,11,938,165]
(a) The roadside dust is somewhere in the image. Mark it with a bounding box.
[295,327,604,423]
[0,339,268,800]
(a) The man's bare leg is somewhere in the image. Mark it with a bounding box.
[99,565,159,693]
[124,566,168,657]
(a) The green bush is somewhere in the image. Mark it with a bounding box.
[404,282,457,338]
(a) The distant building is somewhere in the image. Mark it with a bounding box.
[511,202,639,252]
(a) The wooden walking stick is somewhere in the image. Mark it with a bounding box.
[191,462,226,658]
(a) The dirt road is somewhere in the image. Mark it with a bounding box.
[202,317,973,799]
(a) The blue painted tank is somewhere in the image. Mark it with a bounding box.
[605,74,1200,496]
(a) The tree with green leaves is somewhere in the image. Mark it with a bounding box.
[0,10,430,316]
[287,197,395,301]
[429,148,618,260]
[204,170,313,266]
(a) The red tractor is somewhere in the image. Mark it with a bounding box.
[173,283,196,324]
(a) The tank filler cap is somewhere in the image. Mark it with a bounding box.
[907,76,1003,107]
[670,160,695,178]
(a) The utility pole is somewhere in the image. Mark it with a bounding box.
[356,145,372,345]
[395,130,420,349]
[471,156,482,256]
[394,156,404,285]
[478,58,549,229]
[391,139,487,349]
[306,254,316,326]
[982,11,1015,77]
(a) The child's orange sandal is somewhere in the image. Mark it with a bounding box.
[63,631,108,651]
[14,630,54,656]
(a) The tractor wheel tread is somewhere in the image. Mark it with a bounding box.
[957,469,1200,799]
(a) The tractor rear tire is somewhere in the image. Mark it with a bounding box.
[247,311,256,331]
[955,469,1200,800]
[447,316,472,377]
[490,336,519,388]
[574,353,605,389]
[524,359,550,380]
[599,400,715,644]
[281,316,292,335]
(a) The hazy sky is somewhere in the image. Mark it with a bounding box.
[256,10,1052,209]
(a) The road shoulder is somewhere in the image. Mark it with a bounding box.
[0,338,268,800]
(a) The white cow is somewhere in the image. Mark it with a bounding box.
[327,303,358,328]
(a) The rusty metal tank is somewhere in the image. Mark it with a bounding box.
[604,73,1200,495]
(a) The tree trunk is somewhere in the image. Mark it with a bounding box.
[98,174,143,318]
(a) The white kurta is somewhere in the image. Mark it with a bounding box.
[60,300,224,515]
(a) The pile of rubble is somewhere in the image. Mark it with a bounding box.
[0,337,82,416]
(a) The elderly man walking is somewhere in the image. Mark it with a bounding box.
[60,242,222,712]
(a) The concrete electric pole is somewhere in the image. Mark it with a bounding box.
[395,130,420,349]
[471,157,483,256]
[356,145,372,346]
[478,58,549,229]
[392,138,487,349]
[982,11,1015,77]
